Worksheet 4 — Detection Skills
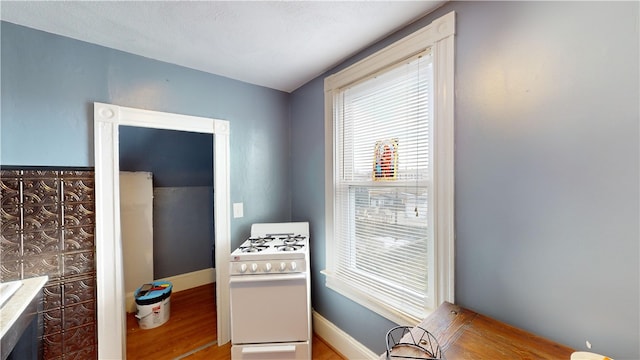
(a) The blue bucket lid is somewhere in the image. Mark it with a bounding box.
[135,281,172,305]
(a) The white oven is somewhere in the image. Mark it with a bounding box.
[229,222,311,360]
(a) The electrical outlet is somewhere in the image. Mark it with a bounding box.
[233,203,244,218]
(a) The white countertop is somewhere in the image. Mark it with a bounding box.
[0,276,48,339]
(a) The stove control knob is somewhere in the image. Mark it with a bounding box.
[265,263,272,272]
[250,263,258,273]
[290,262,297,271]
[239,264,248,273]
[279,262,287,272]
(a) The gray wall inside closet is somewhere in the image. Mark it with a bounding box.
[119,126,215,278]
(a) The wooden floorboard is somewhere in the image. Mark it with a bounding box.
[127,284,217,360]
[127,283,346,359]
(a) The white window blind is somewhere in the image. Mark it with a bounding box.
[331,51,435,322]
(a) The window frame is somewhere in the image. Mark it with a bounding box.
[323,11,455,325]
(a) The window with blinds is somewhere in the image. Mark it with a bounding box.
[330,52,434,322]
[324,11,455,327]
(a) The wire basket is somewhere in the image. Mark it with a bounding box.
[385,325,445,360]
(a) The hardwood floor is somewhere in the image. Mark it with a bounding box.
[127,284,217,359]
[126,284,345,359]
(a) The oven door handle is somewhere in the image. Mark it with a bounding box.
[241,345,296,354]
[229,273,306,283]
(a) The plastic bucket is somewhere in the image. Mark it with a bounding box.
[134,281,172,329]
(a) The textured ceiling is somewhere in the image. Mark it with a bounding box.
[0,1,445,92]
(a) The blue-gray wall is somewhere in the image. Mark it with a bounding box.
[153,186,214,278]
[119,126,213,187]
[1,21,291,248]
[291,1,639,358]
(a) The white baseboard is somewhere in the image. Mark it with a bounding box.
[313,310,379,360]
[126,267,216,313]
[158,267,216,292]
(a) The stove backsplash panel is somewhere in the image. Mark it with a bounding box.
[1,168,97,360]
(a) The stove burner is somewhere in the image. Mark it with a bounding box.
[249,236,275,246]
[241,245,267,253]
[280,235,306,245]
[277,244,303,252]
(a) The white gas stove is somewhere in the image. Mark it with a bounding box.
[229,222,311,360]
[230,222,309,274]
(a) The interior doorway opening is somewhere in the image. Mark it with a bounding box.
[119,127,216,357]
[94,103,231,359]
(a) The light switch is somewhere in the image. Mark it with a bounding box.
[233,203,244,218]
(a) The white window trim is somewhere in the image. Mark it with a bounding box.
[323,11,455,325]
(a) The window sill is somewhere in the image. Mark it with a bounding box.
[321,270,433,326]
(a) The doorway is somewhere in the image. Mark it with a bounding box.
[94,102,231,359]
[119,127,215,357]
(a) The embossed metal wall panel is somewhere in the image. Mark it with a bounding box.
[0,168,97,360]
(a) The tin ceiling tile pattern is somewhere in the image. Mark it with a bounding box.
[0,168,97,359]
[42,308,63,335]
[22,172,60,205]
[42,282,63,311]
[22,253,61,279]
[1,171,22,270]
[23,227,62,256]
[0,223,21,261]
[41,331,63,359]
[63,277,96,305]
[63,225,95,252]
[63,251,95,278]
[63,301,96,329]
[0,259,21,282]
[63,323,96,354]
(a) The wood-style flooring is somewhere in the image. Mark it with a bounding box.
[126,284,346,360]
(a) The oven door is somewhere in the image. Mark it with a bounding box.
[229,272,309,344]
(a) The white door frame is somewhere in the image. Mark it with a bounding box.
[93,102,231,359]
